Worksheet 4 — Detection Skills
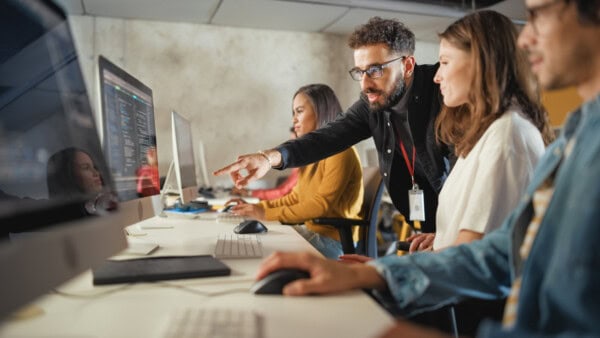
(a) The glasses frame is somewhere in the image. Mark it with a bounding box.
[348,56,405,81]
[526,0,566,34]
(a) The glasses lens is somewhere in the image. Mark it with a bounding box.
[367,66,383,79]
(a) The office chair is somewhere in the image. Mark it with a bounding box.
[393,240,458,337]
[397,243,503,338]
[312,167,384,258]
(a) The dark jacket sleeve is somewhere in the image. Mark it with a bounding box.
[275,99,372,169]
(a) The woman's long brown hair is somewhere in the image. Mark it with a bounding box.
[435,10,554,157]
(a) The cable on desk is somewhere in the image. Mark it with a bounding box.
[51,277,254,299]
[157,281,250,297]
[51,283,134,299]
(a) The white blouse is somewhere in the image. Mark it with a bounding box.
[433,109,545,250]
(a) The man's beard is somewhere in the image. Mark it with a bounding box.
[361,78,406,113]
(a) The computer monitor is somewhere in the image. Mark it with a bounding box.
[97,55,161,222]
[170,111,198,204]
[0,0,127,319]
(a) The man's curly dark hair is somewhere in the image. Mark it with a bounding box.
[348,17,415,55]
[569,0,600,24]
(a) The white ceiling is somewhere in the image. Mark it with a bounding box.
[55,0,526,42]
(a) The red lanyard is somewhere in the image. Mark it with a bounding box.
[399,140,416,187]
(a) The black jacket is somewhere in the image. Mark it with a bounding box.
[276,64,451,233]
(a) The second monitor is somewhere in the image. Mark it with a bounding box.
[169,110,198,205]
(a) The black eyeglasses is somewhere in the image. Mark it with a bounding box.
[526,0,565,34]
[348,56,405,81]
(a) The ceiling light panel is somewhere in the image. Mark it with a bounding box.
[212,0,348,32]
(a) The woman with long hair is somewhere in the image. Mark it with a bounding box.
[232,84,364,258]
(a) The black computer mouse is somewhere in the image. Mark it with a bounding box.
[250,268,311,295]
[218,204,235,213]
[234,220,268,234]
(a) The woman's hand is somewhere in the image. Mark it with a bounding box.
[231,203,265,220]
[406,233,435,253]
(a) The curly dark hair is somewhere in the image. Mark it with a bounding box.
[348,17,415,55]
[568,0,600,24]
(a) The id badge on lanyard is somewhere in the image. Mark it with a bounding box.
[408,184,425,221]
[400,141,425,221]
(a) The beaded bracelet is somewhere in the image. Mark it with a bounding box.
[257,150,272,169]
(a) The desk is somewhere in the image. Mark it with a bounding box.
[0,216,394,338]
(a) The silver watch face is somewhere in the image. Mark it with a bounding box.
[84,200,97,215]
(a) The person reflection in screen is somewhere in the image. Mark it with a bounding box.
[136,141,160,197]
[47,147,116,216]
[47,147,104,197]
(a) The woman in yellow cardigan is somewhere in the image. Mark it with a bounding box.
[231,84,364,258]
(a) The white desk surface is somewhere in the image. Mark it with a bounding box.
[0,216,394,338]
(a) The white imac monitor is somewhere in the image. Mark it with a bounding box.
[98,56,161,223]
[0,0,126,320]
[171,111,198,204]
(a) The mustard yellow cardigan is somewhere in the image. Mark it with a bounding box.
[260,147,363,241]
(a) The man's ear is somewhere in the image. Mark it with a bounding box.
[404,56,416,79]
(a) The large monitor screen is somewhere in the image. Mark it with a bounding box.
[0,1,117,235]
[98,56,159,201]
[0,0,126,319]
[172,111,198,203]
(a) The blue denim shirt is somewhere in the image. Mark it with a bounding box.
[370,94,600,337]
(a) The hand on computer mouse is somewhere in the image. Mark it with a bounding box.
[255,252,387,296]
[218,204,235,213]
[405,233,435,253]
[250,268,309,294]
[234,220,268,234]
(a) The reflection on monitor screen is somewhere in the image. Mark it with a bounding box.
[0,0,126,320]
[98,56,159,202]
[171,111,198,204]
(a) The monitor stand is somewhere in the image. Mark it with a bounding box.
[116,196,162,256]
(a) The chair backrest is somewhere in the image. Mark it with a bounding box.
[356,167,384,258]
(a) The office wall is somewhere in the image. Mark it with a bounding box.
[69,16,439,187]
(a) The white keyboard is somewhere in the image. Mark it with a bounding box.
[216,213,246,223]
[196,212,246,223]
[214,233,264,259]
[163,308,264,338]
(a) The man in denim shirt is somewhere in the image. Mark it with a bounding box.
[255,0,600,337]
